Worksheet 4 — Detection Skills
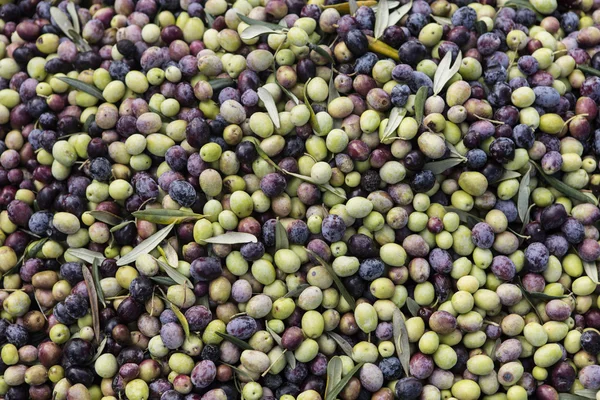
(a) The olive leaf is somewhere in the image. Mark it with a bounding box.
[445,206,483,227]
[284,284,309,298]
[430,15,452,25]
[201,232,258,244]
[117,223,175,266]
[216,332,254,350]
[475,20,488,35]
[132,209,207,225]
[325,356,343,397]
[371,1,400,11]
[325,362,364,400]
[165,298,190,338]
[57,76,105,101]
[278,82,300,105]
[574,390,600,400]
[244,137,283,171]
[284,170,347,200]
[366,36,400,61]
[559,394,593,400]
[382,107,406,143]
[322,1,376,13]
[257,88,281,129]
[328,73,340,105]
[583,261,599,284]
[305,248,356,309]
[149,106,175,122]
[150,276,178,286]
[423,157,465,174]
[504,0,543,21]
[50,7,90,51]
[349,0,359,15]
[433,50,462,96]
[373,0,389,38]
[308,43,335,65]
[517,165,531,223]
[241,25,278,40]
[531,162,599,206]
[163,243,179,268]
[492,170,521,183]
[490,338,501,361]
[89,336,108,363]
[92,258,106,308]
[82,265,101,343]
[266,324,297,368]
[393,308,410,377]
[578,65,600,78]
[88,211,123,226]
[414,86,428,125]
[236,13,285,30]
[275,219,289,250]
[66,248,106,264]
[66,2,80,34]
[518,283,568,301]
[388,0,412,27]
[83,113,96,132]
[208,78,236,90]
[110,220,134,233]
[26,238,48,259]
[405,297,420,317]
[155,257,193,289]
[327,332,354,357]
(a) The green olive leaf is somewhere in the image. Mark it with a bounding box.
[163,243,179,268]
[492,170,521,183]
[382,107,406,143]
[560,394,593,400]
[490,338,501,362]
[154,257,194,289]
[517,165,531,223]
[164,297,190,338]
[374,0,389,38]
[325,362,364,400]
[387,0,412,26]
[578,65,600,78]
[82,265,101,343]
[243,137,282,171]
[92,257,106,308]
[308,43,335,65]
[110,220,134,233]
[574,390,600,400]
[50,7,76,41]
[504,0,543,21]
[433,50,462,96]
[57,76,105,101]
[371,1,400,11]
[266,324,297,368]
[89,336,108,364]
[257,87,281,129]
[275,218,289,250]
[26,237,48,260]
[583,261,599,284]
[117,223,175,266]
[66,248,106,264]
[423,157,465,175]
[88,211,123,226]
[444,206,483,227]
[325,356,343,397]
[327,332,354,357]
[475,20,488,35]
[240,25,278,40]
[305,248,356,309]
[149,106,175,122]
[393,308,410,377]
[66,2,80,34]
[236,13,285,30]
[277,82,300,105]
[366,36,400,61]
[531,162,599,206]
[216,332,254,350]
[284,170,347,199]
[414,86,428,125]
[208,78,236,90]
[201,232,258,244]
[430,15,452,25]
[132,209,207,225]
[348,0,359,15]
[150,276,178,286]
[83,113,95,132]
[405,297,420,317]
[283,284,309,298]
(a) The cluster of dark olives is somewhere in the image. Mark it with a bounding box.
[2,0,600,399]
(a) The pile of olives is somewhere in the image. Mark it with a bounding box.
[2,0,600,399]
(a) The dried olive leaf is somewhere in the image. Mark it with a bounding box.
[82,265,101,343]
[241,25,278,40]
[305,248,356,309]
[283,284,309,298]
[366,36,400,61]
[92,257,106,308]
[66,248,106,264]
[433,51,462,96]
[323,1,376,13]
[208,78,236,90]
[393,308,410,377]
[132,209,206,225]
[309,43,335,65]
[382,107,406,142]
[387,0,412,26]
[66,2,80,34]
[517,165,531,223]
[164,242,179,268]
[202,232,258,244]
[374,0,389,38]
[57,76,105,101]
[266,324,296,368]
[578,65,600,77]
[423,157,464,175]
[349,0,358,15]
[583,261,599,283]
[275,218,289,250]
[278,82,300,105]
[216,332,254,350]
[325,356,343,397]
[155,258,194,289]
[532,162,599,205]
[150,276,178,286]
[117,223,175,266]
[257,88,281,129]
[325,362,364,400]
[414,86,428,125]
[431,15,452,25]
[574,390,600,400]
[405,297,420,317]
[88,211,123,226]
[327,332,353,357]
[236,13,284,30]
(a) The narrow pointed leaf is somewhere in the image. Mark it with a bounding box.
[374,0,389,38]
[518,165,531,222]
[490,338,501,361]
[92,257,106,308]
[82,265,101,343]
[50,7,75,39]
[132,209,206,224]
[278,83,300,105]
[169,300,190,337]
[444,206,483,227]
[284,170,347,199]
[559,394,591,400]
[393,308,410,377]
[266,324,296,368]
[323,1,377,13]
[26,238,48,259]
[578,65,600,77]
[492,170,521,183]
[382,107,406,142]
[164,243,179,268]
[208,78,236,90]
[309,43,335,65]
[90,336,108,363]
[414,86,428,124]
[257,88,280,128]
[275,219,289,250]
[110,220,134,233]
[150,276,178,286]
[433,51,462,95]
[241,25,277,40]
[423,157,464,174]
[372,1,399,11]
[237,13,285,30]
[66,2,80,34]
[574,390,600,400]
[57,77,105,101]
[66,248,106,264]
[244,137,282,171]
[349,0,358,15]
[583,261,599,283]
[155,258,193,289]
[431,15,452,25]
[305,249,355,309]
[475,20,488,35]
[88,211,123,226]
[117,224,174,266]
[532,162,599,205]
[328,74,340,105]
[325,362,364,400]
[283,284,309,298]
[388,0,412,26]
[325,357,343,397]
[216,332,253,350]
[201,232,258,244]
[406,297,420,317]
[327,332,354,357]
